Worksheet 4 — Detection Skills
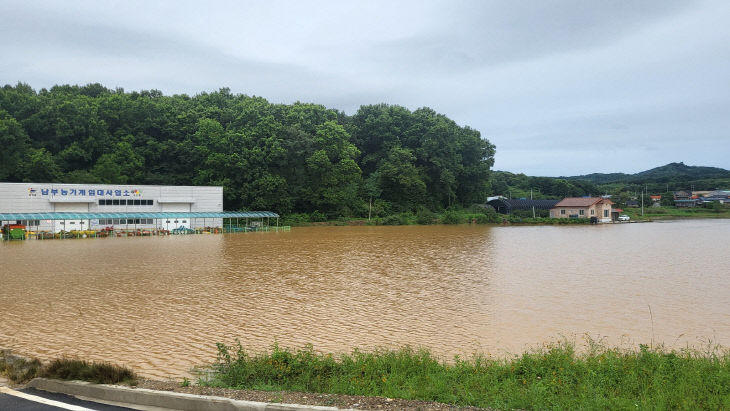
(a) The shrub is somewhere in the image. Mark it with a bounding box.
[281,213,310,226]
[369,199,392,218]
[42,358,137,385]
[482,208,500,222]
[397,212,415,225]
[511,209,550,218]
[440,210,465,224]
[309,210,327,222]
[465,204,489,214]
[0,352,136,385]
[416,208,437,225]
[0,351,41,383]
[468,214,490,224]
[380,215,402,225]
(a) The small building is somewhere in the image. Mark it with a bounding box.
[675,199,702,208]
[0,182,223,232]
[550,197,614,223]
[626,199,639,208]
[701,190,730,204]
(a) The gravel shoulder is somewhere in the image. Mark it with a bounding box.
[137,378,493,411]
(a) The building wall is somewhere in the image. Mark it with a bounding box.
[596,201,613,222]
[0,182,223,231]
[550,201,613,222]
[550,206,597,218]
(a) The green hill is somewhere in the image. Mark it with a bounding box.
[565,162,730,185]
[490,171,600,199]
[492,163,730,201]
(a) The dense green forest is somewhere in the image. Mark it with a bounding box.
[0,83,495,217]
[3,83,725,219]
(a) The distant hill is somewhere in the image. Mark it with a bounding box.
[491,162,730,199]
[563,162,730,185]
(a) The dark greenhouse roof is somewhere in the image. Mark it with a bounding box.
[0,211,278,220]
[487,199,561,214]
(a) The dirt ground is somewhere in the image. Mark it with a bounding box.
[137,379,494,411]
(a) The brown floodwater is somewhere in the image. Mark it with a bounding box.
[1,220,729,379]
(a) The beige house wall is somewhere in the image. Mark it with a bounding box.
[596,202,613,221]
[550,206,596,218]
[550,201,613,222]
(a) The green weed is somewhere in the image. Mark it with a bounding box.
[202,340,730,410]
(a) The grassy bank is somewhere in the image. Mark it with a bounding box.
[281,208,591,227]
[280,205,730,227]
[201,341,730,411]
[621,205,730,221]
[0,351,137,385]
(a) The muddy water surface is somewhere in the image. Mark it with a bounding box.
[1,220,729,378]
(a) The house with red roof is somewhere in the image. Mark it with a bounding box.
[550,197,614,223]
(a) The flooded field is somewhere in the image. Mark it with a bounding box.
[1,220,729,379]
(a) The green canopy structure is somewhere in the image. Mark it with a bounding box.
[0,211,278,221]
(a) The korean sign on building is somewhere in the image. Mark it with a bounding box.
[29,187,142,197]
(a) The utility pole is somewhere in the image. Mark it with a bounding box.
[531,188,535,218]
[533,206,535,218]
[641,185,644,216]
[368,196,372,221]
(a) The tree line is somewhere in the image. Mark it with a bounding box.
[489,171,600,200]
[0,83,495,217]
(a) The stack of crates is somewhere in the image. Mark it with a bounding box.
[2,224,26,240]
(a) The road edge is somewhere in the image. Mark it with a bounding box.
[27,378,353,411]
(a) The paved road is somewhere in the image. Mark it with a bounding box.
[0,387,135,410]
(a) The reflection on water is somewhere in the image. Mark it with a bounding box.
[1,220,729,378]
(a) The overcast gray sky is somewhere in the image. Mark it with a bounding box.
[2,0,728,176]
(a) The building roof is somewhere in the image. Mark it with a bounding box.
[0,211,279,221]
[650,195,662,200]
[552,197,610,208]
[486,199,560,214]
[706,190,730,198]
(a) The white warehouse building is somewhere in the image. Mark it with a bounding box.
[0,182,229,232]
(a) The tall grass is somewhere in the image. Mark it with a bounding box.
[43,358,137,385]
[0,351,42,383]
[0,351,136,385]
[202,341,730,410]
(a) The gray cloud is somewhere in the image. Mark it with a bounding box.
[1,0,728,176]
[368,0,695,72]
